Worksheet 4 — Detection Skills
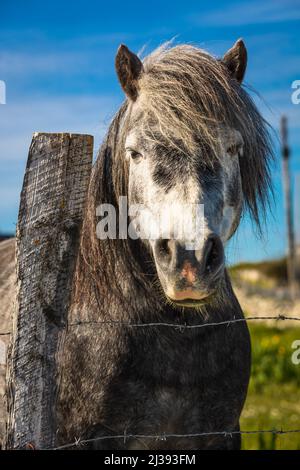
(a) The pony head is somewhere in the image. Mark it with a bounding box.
[113,40,272,307]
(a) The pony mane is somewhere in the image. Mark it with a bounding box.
[74,42,273,310]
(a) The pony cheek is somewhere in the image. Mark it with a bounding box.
[220,202,243,242]
[128,161,149,204]
[128,175,143,206]
[219,206,237,242]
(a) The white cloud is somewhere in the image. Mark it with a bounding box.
[0,93,122,230]
[0,30,155,79]
[254,88,300,132]
[0,94,120,162]
[0,49,114,79]
[191,0,300,27]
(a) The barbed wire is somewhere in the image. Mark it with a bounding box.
[0,314,299,337]
[53,428,300,450]
[69,314,300,330]
[51,313,300,450]
[3,313,300,450]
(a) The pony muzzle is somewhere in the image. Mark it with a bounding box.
[153,235,225,305]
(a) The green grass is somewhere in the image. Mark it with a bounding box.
[241,323,300,450]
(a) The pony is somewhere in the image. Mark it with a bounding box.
[56,39,272,450]
[0,39,272,450]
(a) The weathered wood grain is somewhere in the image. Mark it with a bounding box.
[5,133,93,449]
[0,238,16,447]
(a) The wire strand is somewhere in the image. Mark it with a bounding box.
[53,428,300,450]
[69,314,300,329]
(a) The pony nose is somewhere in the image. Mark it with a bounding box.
[154,234,224,279]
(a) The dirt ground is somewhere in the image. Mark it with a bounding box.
[233,282,300,327]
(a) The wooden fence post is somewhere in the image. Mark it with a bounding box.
[5,133,93,449]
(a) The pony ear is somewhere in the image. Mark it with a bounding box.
[115,44,144,101]
[222,39,247,83]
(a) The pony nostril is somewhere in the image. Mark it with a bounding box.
[155,239,173,266]
[204,236,224,274]
[207,241,217,269]
[158,239,170,257]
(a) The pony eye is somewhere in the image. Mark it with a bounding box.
[226,144,241,156]
[125,148,143,163]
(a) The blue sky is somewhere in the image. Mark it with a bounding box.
[0,0,299,264]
